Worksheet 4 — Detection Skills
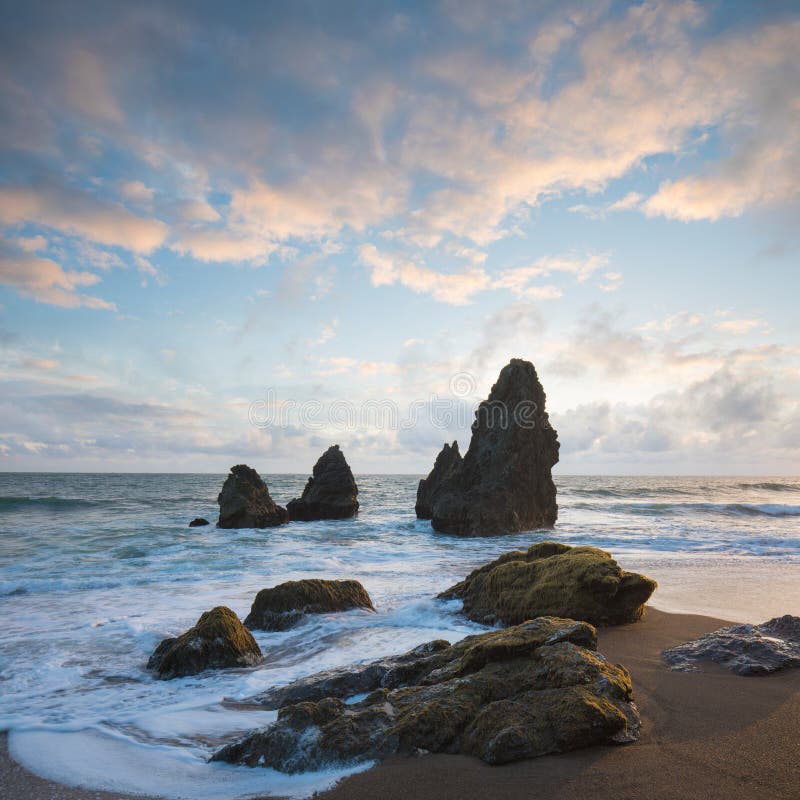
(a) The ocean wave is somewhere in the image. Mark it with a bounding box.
[734,481,800,492]
[0,494,216,514]
[565,487,691,498]
[568,501,800,518]
[0,496,102,512]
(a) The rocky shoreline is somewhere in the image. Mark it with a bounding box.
[5,609,800,800]
[154,358,800,780]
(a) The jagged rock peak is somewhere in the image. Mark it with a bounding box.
[287,445,359,521]
[217,464,288,529]
[429,358,560,536]
[415,440,462,519]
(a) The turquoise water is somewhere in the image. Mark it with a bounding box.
[1,473,799,798]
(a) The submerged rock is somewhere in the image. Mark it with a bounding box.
[189,517,209,527]
[217,464,288,529]
[147,606,262,679]
[287,445,359,521]
[213,617,639,771]
[663,615,800,675]
[440,542,657,627]
[244,579,375,631]
[429,359,560,536]
[415,441,462,519]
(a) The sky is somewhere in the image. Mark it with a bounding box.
[0,0,798,474]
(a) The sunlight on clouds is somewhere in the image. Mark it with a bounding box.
[358,244,491,305]
[62,48,124,125]
[0,251,115,309]
[0,186,167,254]
[714,318,766,335]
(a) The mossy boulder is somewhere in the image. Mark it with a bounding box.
[213,616,639,771]
[287,445,359,521]
[217,464,288,529]
[244,579,375,631]
[147,606,262,679]
[440,542,657,626]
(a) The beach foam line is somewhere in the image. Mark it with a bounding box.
[9,727,372,800]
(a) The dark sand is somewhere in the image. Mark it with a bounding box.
[2,609,799,800]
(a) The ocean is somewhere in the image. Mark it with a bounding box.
[1,472,799,799]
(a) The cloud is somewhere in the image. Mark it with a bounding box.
[172,228,276,264]
[315,319,338,345]
[549,307,651,378]
[179,199,221,223]
[22,357,60,370]
[553,360,800,470]
[639,311,704,332]
[608,192,643,212]
[494,252,609,298]
[714,318,765,335]
[119,180,154,204]
[0,249,115,309]
[62,47,124,125]
[0,1,795,273]
[358,244,491,305]
[469,302,546,372]
[359,245,611,305]
[316,356,400,377]
[643,21,800,222]
[0,184,168,253]
[16,235,47,253]
[599,272,623,292]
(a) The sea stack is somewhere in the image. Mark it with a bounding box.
[415,441,462,519]
[287,445,359,521]
[428,358,559,536]
[217,464,289,529]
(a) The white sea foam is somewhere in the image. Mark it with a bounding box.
[9,728,373,800]
[1,473,800,797]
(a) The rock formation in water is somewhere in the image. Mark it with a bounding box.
[244,579,375,631]
[189,517,209,527]
[213,616,639,771]
[415,441,462,519]
[217,464,288,529]
[662,615,800,675]
[287,445,359,521]
[440,542,657,627]
[428,358,560,536]
[147,606,262,679]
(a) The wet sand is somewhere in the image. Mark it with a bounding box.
[2,608,799,800]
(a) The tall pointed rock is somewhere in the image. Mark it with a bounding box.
[287,445,359,520]
[430,358,559,536]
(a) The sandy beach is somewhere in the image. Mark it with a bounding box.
[2,607,799,800]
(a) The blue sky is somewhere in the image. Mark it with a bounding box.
[0,0,798,473]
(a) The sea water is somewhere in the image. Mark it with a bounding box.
[1,473,799,798]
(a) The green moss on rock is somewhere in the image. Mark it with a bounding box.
[212,616,639,771]
[147,606,262,679]
[440,542,657,626]
[244,579,375,631]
